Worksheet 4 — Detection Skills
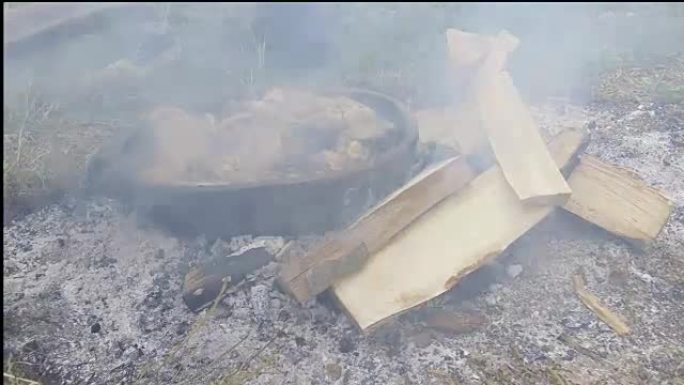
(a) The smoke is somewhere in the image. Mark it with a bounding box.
[5,3,683,117]
[445,3,683,101]
[4,3,683,203]
[326,3,683,105]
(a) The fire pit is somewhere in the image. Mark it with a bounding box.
[87,88,418,239]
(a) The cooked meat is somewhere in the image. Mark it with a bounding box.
[141,88,396,185]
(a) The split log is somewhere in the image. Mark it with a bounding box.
[445,29,519,81]
[278,156,477,304]
[183,247,273,312]
[332,129,588,331]
[473,56,572,205]
[422,29,520,162]
[413,111,672,248]
[564,155,673,248]
[446,28,571,205]
[432,30,672,247]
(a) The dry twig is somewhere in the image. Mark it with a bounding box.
[3,372,42,385]
[572,273,631,336]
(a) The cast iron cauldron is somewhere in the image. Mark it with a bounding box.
[86,88,418,239]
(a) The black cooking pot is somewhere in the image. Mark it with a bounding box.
[86,88,418,239]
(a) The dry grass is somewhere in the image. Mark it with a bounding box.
[3,85,116,223]
[3,372,41,385]
[4,355,42,385]
[593,55,684,105]
[129,280,279,385]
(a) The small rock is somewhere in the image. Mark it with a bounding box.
[506,264,523,279]
[325,363,342,381]
[294,336,306,347]
[91,322,101,333]
[489,283,503,292]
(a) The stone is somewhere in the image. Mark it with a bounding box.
[325,363,343,381]
[485,295,498,306]
[506,264,523,279]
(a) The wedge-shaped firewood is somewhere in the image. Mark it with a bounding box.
[278,156,477,303]
[572,273,630,336]
[473,59,572,205]
[564,155,673,248]
[414,109,672,249]
[333,129,588,331]
[183,247,274,312]
[434,29,519,159]
[445,29,519,76]
[446,29,570,205]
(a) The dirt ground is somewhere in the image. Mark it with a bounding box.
[4,3,684,385]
